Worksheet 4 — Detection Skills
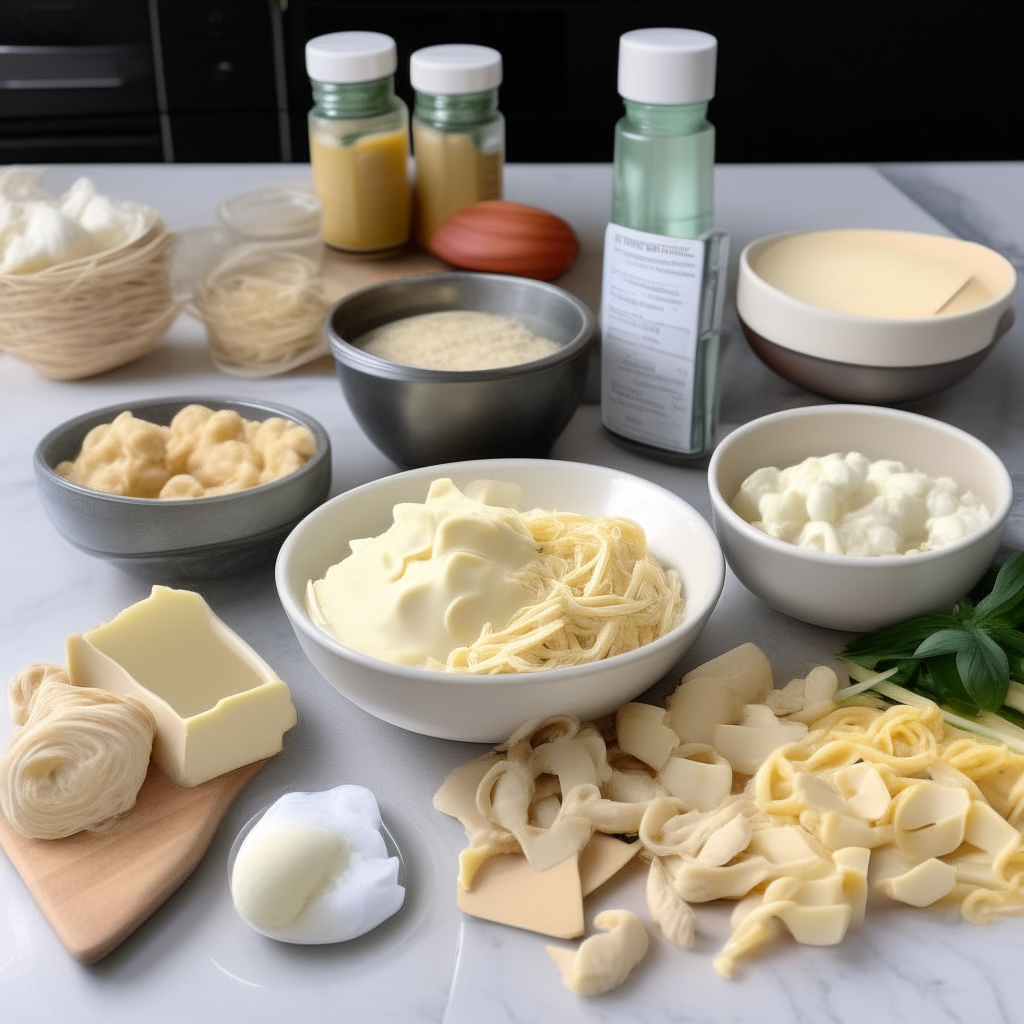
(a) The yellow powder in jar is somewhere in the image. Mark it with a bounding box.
[413,122,502,246]
[310,127,410,253]
[358,310,560,371]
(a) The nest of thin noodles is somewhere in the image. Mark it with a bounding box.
[193,246,330,377]
[1,662,155,839]
[436,513,683,674]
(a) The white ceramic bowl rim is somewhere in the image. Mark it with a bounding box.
[35,395,331,507]
[708,404,1014,569]
[740,231,1017,326]
[277,458,726,689]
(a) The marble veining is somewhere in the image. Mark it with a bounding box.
[0,163,1022,1022]
[879,163,1024,271]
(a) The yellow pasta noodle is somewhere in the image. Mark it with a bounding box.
[436,643,1024,989]
[440,512,682,674]
[1,662,155,839]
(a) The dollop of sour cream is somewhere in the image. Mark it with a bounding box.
[307,478,541,666]
[230,785,404,943]
[731,451,991,556]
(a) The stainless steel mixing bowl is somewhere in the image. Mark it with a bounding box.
[35,396,332,581]
[327,272,596,468]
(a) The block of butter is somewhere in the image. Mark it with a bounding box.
[66,586,297,788]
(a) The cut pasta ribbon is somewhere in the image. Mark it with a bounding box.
[437,642,1024,992]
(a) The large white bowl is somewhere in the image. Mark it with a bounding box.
[276,459,725,741]
[708,405,1013,632]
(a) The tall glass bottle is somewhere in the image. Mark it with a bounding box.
[410,44,504,247]
[600,28,728,463]
[306,31,411,254]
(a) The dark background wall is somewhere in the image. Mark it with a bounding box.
[284,1,1021,164]
[0,0,1019,164]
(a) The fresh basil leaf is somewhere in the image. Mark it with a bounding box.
[974,552,1024,625]
[859,657,922,688]
[914,628,974,659]
[1010,653,1024,684]
[957,625,1010,712]
[889,660,921,687]
[984,624,1024,655]
[979,595,1024,630]
[841,612,962,663]
[918,653,973,706]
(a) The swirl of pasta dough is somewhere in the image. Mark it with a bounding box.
[7,661,69,726]
[1,669,155,840]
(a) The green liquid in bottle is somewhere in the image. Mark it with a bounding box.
[604,99,726,463]
[612,100,714,238]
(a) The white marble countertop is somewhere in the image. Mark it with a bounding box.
[1,161,1022,1024]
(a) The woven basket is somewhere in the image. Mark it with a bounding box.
[0,213,178,381]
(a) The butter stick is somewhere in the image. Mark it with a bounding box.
[66,586,296,788]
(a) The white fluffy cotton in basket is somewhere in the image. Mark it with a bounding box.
[0,169,149,274]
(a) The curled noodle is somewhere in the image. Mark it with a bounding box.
[1,663,155,839]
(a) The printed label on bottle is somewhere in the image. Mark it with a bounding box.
[600,223,705,453]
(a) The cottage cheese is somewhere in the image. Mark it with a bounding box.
[731,451,991,556]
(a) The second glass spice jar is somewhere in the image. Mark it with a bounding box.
[410,44,504,248]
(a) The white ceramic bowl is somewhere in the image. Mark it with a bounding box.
[708,405,1013,632]
[276,459,725,741]
[737,229,1017,403]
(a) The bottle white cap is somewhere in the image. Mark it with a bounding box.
[305,31,397,84]
[617,28,717,104]
[410,44,503,95]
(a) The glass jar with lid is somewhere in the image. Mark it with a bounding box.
[306,31,411,254]
[410,44,503,247]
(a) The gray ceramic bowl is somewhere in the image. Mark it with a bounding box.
[327,272,596,468]
[35,396,331,580]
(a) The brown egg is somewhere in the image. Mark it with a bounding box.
[430,201,579,281]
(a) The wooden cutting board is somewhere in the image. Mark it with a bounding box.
[320,243,449,303]
[0,759,265,964]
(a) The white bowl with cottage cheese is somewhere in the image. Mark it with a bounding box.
[708,405,1013,631]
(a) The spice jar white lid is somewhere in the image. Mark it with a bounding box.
[305,31,397,84]
[617,28,717,105]
[410,44,502,95]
